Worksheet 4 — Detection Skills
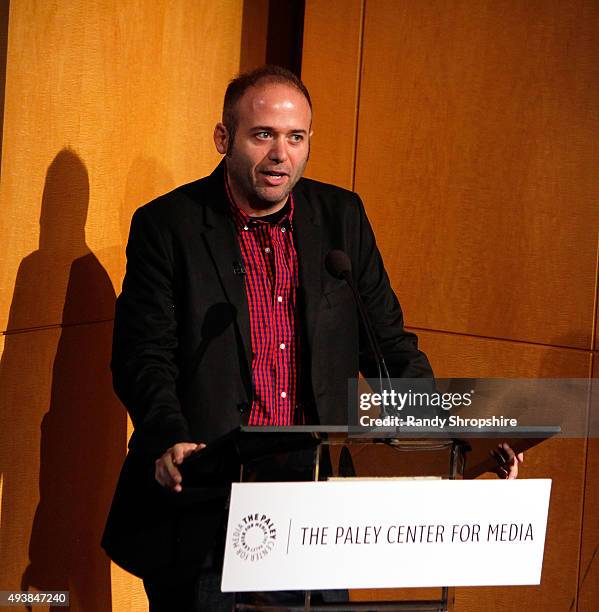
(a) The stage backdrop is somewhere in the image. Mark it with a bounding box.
[302,1,599,610]
[0,1,243,611]
[1,1,597,611]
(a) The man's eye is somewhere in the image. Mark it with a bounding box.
[290,134,303,142]
[256,131,271,139]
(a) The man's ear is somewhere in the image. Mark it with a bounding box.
[213,123,229,155]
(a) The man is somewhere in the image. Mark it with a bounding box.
[102,65,522,610]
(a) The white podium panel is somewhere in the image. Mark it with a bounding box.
[222,479,551,592]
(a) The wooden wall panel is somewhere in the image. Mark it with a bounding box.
[348,331,591,609]
[302,0,598,608]
[578,355,599,611]
[415,330,590,611]
[0,320,125,611]
[240,0,269,73]
[0,1,244,610]
[355,0,599,350]
[595,244,598,352]
[416,328,592,380]
[0,326,61,600]
[0,0,243,332]
[301,0,363,189]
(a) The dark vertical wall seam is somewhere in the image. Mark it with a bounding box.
[266,0,305,76]
[576,353,594,612]
[0,0,10,182]
[591,232,599,351]
[351,0,366,193]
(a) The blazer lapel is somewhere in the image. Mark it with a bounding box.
[198,165,253,375]
[293,182,322,354]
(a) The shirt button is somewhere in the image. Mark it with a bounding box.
[281,391,287,398]
[277,296,283,303]
[280,343,286,350]
[243,225,249,231]
[281,227,286,233]
[264,247,271,253]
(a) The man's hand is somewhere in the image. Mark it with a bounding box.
[491,442,524,479]
[155,442,206,492]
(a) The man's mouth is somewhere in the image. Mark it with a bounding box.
[259,170,289,186]
[261,170,288,179]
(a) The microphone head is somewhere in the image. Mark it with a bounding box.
[325,250,352,279]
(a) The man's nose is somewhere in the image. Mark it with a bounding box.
[268,137,288,163]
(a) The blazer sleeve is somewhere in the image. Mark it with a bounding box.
[112,206,193,458]
[353,194,434,379]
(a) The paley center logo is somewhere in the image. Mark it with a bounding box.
[232,513,277,562]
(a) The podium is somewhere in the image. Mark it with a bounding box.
[179,425,554,611]
[241,428,467,612]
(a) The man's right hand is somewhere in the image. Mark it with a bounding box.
[154,442,206,492]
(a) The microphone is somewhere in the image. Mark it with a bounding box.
[233,261,246,276]
[325,250,392,410]
[324,249,352,280]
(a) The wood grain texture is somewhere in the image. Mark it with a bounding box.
[348,329,591,608]
[0,0,243,333]
[0,321,125,610]
[415,329,590,611]
[355,0,599,350]
[578,354,599,611]
[0,1,244,610]
[240,0,269,73]
[595,233,599,352]
[300,0,598,608]
[110,564,147,612]
[301,0,363,189]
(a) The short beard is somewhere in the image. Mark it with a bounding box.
[224,137,310,211]
[224,124,236,156]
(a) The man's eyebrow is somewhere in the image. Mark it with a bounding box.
[251,126,308,134]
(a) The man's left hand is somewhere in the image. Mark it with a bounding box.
[491,442,524,479]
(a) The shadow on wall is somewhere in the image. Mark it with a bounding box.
[0,149,125,611]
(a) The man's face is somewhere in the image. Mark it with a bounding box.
[214,82,312,213]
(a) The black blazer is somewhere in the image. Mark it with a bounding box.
[102,161,432,578]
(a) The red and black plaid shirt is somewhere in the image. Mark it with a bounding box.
[225,174,301,425]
